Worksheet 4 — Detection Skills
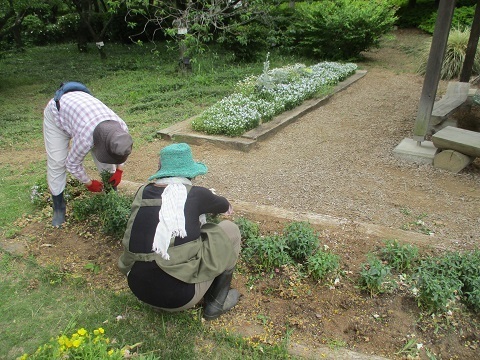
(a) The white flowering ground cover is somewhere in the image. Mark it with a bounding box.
[191,58,358,136]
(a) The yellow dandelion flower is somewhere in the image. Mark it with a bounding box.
[58,336,67,346]
[108,349,114,355]
[72,339,81,348]
[71,333,79,339]
[77,328,87,336]
[17,354,28,360]
[65,339,73,348]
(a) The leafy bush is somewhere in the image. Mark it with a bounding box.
[394,1,437,29]
[234,217,261,242]
[306,250,340,281]
[457,250,480,312]
[72,191,132,239]
[380,239,419,273]
[191,57,357,136]
[419,5,476,34]
[415,253,465,313]
[217,21,272,62]
[417,27,480,80]
[283,221,319,262]
[358,255,396,296]
[285,0,397,60]
[242,234,293,273]
[71,173,133,239]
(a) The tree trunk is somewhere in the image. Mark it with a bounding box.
[459,0,480,82]
[77,21,89,52]
[12,11,26,50]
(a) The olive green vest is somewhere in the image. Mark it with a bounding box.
[118,184,235,284]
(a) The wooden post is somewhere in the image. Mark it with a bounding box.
[459,0,480,82]
[413,0,456,142]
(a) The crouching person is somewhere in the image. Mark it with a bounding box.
[118,143,241,320]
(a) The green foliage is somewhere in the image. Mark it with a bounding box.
[358,255,396,296]
[306,250,340,282]
[234,216,260,242]
[283,221,319,262]
[415,252,465,313]
[417,27,480,80]
[217,21,271,62]
[39,264,69,286]
[380,239,419,273]
[21,12,80,46]
[241,220,340,282]
[394,0,437,29]
[285,0,397,60]
[415,250,480,313]
[17,326,157,360]
[72,189,132,240]
[242,234,293,273]
[419,5,476,35]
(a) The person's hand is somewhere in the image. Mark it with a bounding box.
[223,204,234,216]
[86,180,103,192]
[108,169,123,187]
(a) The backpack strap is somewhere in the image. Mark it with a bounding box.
[54,81,91,111]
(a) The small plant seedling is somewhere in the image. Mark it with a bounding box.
[358,255,396,296]
[283,221,319,262]
[84,262,101,274]
[380,239,419,273]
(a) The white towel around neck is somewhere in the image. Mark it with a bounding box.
[151,177,206,260]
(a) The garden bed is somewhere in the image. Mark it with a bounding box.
[5,202,479,360]
[157,70,366,151]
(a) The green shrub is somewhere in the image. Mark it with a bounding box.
[415,253,465,313]
[242,234,293,273]
[419,5,476,34]
[358,255,396,296]
[217,21,271,62]
[417,27,480,80]
[71,185,133,240]
[457,250,480,312]
[306,250,340,281]
[285,0,397,60]
[394,1,437,29]
[283,221,319,262]
[380,239,419,273]
[234,217,261,242]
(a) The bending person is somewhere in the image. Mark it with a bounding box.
[118,143,241,320]
[43,82,133,227]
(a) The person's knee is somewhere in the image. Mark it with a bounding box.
[218,220,241,258]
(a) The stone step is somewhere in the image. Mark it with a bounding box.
[431,126,480,158]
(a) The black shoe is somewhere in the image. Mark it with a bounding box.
[203,268,240,320]
[52,192,66,227]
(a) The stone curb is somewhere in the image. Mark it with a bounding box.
[119,180,440,251]
[157,70,368,151]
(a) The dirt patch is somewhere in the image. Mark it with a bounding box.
[2,28,480,359]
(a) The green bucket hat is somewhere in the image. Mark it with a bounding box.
[148,143,208,180]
